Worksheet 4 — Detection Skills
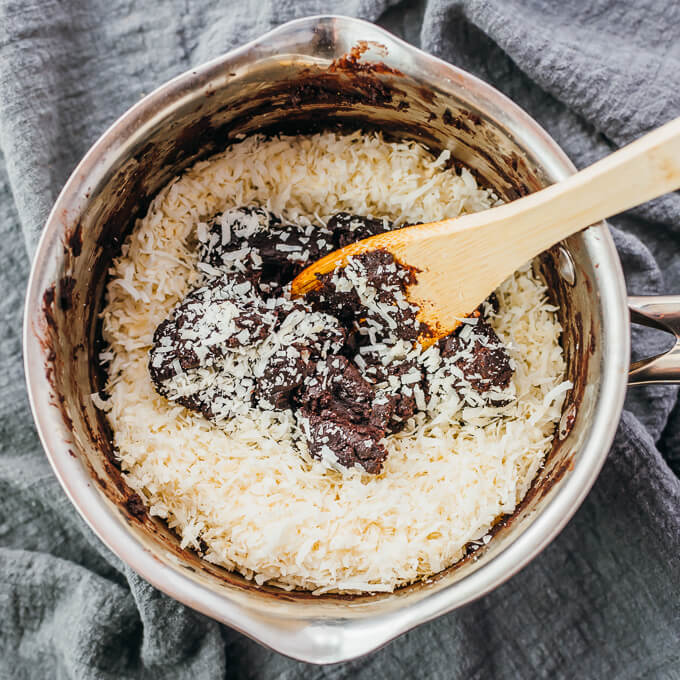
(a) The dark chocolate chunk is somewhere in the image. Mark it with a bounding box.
[302,410,388,475]
[308,249,423,342]
[197,206,275,270]
[360,358,421,431]
[254,349,311,410]
[298,355,377,425]
[148,208,516,475]
[198,206,335,293]
[327,212,388,247]
[148,274,275,385]
[439,317,513,392]
[307,274,362,325]
[296,355,399,473]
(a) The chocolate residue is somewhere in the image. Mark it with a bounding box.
[58,276,76,311]
[289,74,395,108]
[464,110,482,126]
[72,343,84,363]
[42,285,56,330]
[329,40,403,76]
[417,85,436,105]
[125,493,147,519]
[442,108,472,133]
[173,116,212,163]
[56,393,74,432]
[65,219,83,257]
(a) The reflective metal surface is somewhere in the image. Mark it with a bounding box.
[23,15,649,664]
[629,296,680,384]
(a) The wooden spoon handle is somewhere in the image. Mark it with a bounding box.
[291,117,680,343]
[471,115,680,271]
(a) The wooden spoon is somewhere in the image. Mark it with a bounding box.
[291,117,680,346]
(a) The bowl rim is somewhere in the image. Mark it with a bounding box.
[22,14,630,664]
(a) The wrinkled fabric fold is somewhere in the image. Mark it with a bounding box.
[0,0,678,677]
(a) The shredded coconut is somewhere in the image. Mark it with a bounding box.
[100,131,569,593]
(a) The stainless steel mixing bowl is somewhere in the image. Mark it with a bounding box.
[23,15,680,664]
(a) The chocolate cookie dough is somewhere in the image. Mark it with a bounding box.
[149,207,514,474]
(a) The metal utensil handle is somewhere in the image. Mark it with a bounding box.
[628,296,680,385]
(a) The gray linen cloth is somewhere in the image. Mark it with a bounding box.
[1,1,679,677]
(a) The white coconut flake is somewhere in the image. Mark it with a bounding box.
[99,130,569,596]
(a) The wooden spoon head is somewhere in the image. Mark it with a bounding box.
[289,220,483,347]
